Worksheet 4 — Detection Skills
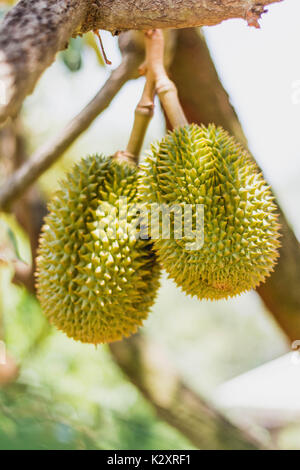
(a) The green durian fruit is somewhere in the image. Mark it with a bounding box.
[139,124,280,300]
[36,154,161,344]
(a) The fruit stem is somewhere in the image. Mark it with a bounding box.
[94,30,112,65]
[114,32,157,166]
[125,73,155,161]
[115,28,187,166]
[145,29,188,129]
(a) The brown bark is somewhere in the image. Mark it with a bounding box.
[169,28,300,342]
[0,0,87,123]
[0,0,283,123]
[81,0,280,33]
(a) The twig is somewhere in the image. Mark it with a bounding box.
[0,51,141,212]
[94,30,112,65]
[115,33,157,165]
[144,30,187,129]
[124,78,155,162]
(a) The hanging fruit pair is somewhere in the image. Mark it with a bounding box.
[36,29,280,345]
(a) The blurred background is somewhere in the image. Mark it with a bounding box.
[0,0,299,450]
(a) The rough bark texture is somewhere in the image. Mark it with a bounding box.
[110,335,268,450]
[169,28,300,341]
[168,30,247,146]
[81,0,281,33]
[0,0,87,123]
[0,0,282,123]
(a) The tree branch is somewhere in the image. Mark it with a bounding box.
[0,36,143,211]
[143,30,188,129]
[0,0,283,123]
[82,0,282,32]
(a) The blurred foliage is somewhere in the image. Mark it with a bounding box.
[61,38,83,73]
[0,0,15,18]
[60,33,105,73]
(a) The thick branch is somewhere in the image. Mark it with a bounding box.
[0,0,283,123]
[169,28,300,341]
[0,119,47,291]
[82,0,282,32]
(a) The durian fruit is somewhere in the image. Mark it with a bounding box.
[139,124,280,300]
[36,154,161,344]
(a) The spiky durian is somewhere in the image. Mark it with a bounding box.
[36,154,161,344]
[139,124,280,300]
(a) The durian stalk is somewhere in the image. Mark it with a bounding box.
[120,28,187,162]
[115,32,158,166]
[144,29,188,130]
[125,76,155,161]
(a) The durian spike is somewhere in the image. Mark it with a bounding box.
[144,29,188,130]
